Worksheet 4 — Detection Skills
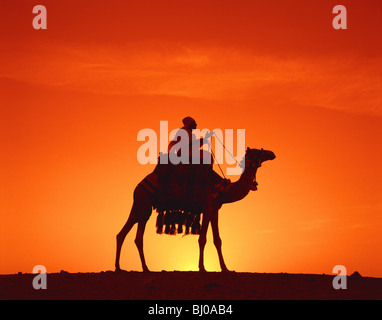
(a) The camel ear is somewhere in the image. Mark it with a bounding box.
[246,147,250,152]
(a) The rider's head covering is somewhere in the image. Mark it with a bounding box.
[182,116,196,129]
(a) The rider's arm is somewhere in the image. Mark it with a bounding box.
[190,133,213,148]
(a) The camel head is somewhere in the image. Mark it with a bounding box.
[241,147,276,191]
[245,147,276,166]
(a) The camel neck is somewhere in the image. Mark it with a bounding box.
[220,165,258,204]
[239,165,257,184]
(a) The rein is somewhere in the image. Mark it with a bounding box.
[208,134,241,180]
[208,137,265,181]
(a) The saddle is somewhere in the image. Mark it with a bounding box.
[152,153,216,235]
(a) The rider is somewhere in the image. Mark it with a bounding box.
[168,116,214,164]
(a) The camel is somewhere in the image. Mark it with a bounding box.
[115,147,276,272]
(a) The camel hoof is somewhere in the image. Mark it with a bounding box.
[199,268,207,273]
[142,267,151,273]
[221,268,234,273]
[114,267,128,273]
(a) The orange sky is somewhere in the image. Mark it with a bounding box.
[1,0,381,277]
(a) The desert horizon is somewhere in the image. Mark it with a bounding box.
[1,270,381,300]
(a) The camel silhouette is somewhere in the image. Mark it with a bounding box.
[115,147,276,272]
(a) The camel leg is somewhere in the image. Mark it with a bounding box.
[198,212,211,272]
[211,211,229,272]
[135,218,150,272]
[115,203,137,271]
[134,188,152,272]
[115,185,152,272]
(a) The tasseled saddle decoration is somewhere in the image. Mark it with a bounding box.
[156,209,201,235]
